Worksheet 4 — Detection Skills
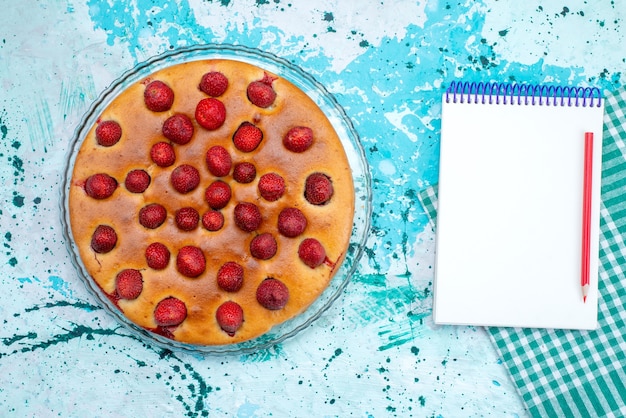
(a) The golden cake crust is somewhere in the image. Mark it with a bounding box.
[68,59,354,345]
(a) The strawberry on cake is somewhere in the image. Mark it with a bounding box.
[68,58,355,346]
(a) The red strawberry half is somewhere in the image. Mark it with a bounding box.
[150,142,176,167]
[304,172,334,205]
[233,202,262,232]
[250,233,277,260]
[170,164,200,194]
[145,242,170,270]
[85,173,118,199]
[175,207,199,231]
[162,114,194,145]
[216,301,244,336]
[115,269,143,300]
[154,296,187,327]
[144,80,174,112]
[217,261,244,292]
[199,71,229,97]
[233,162,256,183]
[258,172,285,201]
[139,203,167,229]
[247,73,277,108]
[195,98,226,130]
[95,120,122,147]
[206,145,232,177]
[125,169,151,193]
[176,245,206,278]
[298,237,326,268]
[277,207,307,238]
[256,278,289,310]
[205,180,231,210]
[90,225,117,253]
[283,126,313,153]
[202,210,224,231]
[232,122,263,152]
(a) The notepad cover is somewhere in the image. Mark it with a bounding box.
[434,85,604,330]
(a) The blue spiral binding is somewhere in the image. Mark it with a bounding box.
[444,81,602,107]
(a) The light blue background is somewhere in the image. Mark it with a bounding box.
[1,1,624,416]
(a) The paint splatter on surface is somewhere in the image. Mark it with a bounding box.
[1,0,624,416]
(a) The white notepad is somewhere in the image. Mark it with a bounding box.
[434,82,604,330]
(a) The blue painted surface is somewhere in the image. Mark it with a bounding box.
[1,0,624,416]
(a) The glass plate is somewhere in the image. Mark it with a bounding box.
[60,44,372,355]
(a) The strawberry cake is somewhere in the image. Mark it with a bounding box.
[67,59,355,346]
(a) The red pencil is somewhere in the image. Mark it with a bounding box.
[581,132,593,303]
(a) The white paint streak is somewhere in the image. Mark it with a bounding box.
[187,0,428,72]
[481,0,626,77]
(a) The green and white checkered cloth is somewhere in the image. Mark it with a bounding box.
[419,87,626,418]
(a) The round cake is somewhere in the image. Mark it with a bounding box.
[67,58,355,346]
